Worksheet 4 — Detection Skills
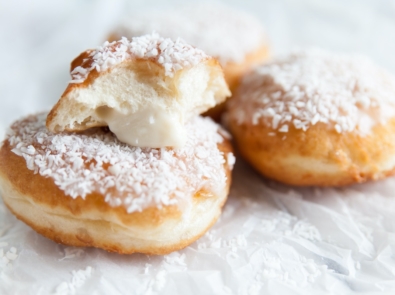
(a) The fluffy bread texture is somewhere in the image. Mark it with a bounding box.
[0,114,234,254]
[46,34,230,134]
[226,49,395,186]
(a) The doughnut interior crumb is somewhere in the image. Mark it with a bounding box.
[46,33,230,143]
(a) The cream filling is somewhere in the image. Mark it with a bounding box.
[96,106,186,148]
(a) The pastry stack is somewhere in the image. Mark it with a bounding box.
[2,3,395,257]
[0,33,235,254]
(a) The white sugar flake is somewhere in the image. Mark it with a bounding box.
[7,113,229,213]
[230,49,395,135]
[54,266,93,295]
[70,32,208,83]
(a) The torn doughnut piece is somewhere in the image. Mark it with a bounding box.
[0,33,235,255]
[46,33,230,148]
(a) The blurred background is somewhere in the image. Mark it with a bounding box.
[1,0,395,139]
[2,1,395,293]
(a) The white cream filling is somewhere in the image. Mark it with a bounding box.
[51,60,229,148]
[96,106,186,148]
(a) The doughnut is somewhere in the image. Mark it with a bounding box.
[109,3,270,120]
[47,33,230,147]
[0,113,235,254]
[226,49,395,186]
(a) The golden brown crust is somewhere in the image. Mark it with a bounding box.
[1,193,222,255]
[228,118,395,186]
[0,136,233,254]
[0,140,179,227]
[46,50,98,131]
[107,33,119,43]
[64,49,220,93]
[222,43,270,92]
[203,44,270,121]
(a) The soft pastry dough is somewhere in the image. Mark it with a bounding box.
[226,49,395,186]
[0,33,235,255]
[0,113,235,254]
[108,3,270,120]
[46,33,230,147]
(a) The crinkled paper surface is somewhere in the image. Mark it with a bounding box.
[2,0,395,294]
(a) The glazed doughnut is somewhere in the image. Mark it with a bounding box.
[0,113,235,254]
[109,3,270,120]
[47,33,230,147]
[226,49,395,186]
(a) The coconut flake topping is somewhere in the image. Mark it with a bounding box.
[8,113,230,213]
[229,49,395,135]
[114,3,266,64]
[70,32,208,83]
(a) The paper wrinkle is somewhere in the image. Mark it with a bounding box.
[0,161,395,294]
[4,157,395,294]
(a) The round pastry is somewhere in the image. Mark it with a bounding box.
[47,33,230,148]
[226,49,395,186]
[0,113,235,254]
[109,3,270,120]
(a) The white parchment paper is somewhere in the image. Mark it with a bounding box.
[1,0,395,294]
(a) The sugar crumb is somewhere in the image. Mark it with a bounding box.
[230,49,395,135]
[71,32,208,83]
[8,114,229,213]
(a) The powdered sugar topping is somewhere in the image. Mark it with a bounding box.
[114,3,266,64]
[70,32,208,83]
[7,113,230,213]
[229,49,395,135]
